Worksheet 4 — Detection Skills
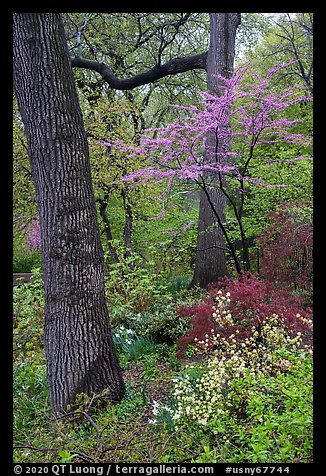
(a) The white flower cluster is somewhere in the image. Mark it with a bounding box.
[296,312,313,329]
[164,311,308,432]
[194,291,233,351]
[212,291,233,327]
[148,399,172,424]
[113,326,136,345]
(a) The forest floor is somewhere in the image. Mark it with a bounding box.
[13,274,313,464]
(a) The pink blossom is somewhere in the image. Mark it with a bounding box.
[20,216,41,251]
[105,62,312,206]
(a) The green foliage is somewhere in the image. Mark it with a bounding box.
[112,323,183,375]
[13,265,312,464]
[13,98,38,253]
[115,382,148,420]
[105,247,172,314]
[57,451,79,463]
[166,274,192,294]
[14,361,49,433]
[228,356,312,462]
[244,13,313,94]
[118,335,157,363]
[13,268,44,360]
[227,13,313,259]
[128,304,191,345]
[236,13,273,59]
[13,252,42,273]
[75,35,200,284]
[112,324,175,371]
[66,13,208,126]
[141,356,160,381]
[166,348,182,371]
[13,267,47,449]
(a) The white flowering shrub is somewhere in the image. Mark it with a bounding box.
[150,308,313,462]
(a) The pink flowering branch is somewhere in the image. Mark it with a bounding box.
[105,62,312,274]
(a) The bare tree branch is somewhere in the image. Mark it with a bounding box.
[76,13,89,58]
[71,52,207,90]
[13,442,95,462]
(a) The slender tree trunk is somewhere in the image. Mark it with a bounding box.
[121,189,133,260]
[98,198,120,265]
[13,13,125,414]
[191,13,241,288]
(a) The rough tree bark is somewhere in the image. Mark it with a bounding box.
[191,13,241,288]
[71,53,208,90]
[13,13,125,414]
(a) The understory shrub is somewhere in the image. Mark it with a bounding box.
[128,304,191,344]
[176,273,312,357]
[104,249,171,313]
[153,313,313,463]
[258,201,313,306]
[13,252,42,273]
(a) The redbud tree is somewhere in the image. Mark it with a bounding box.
[106,63,312,275]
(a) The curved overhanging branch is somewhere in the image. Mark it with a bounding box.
[71,52,208,90]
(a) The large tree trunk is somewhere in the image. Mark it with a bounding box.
[191,13,241,288]
[13,13,125,414]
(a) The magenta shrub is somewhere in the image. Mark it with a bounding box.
[176,273,312,357]
[258,202,312,303]
[176,299,219,357]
